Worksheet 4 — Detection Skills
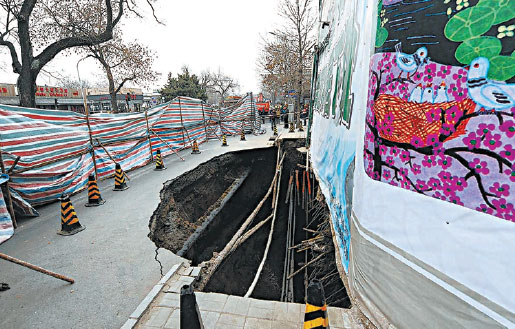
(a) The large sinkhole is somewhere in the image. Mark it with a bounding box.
[148,142,350,308]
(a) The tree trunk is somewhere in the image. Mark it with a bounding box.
[17,16,37,108]
[106,66,119,113]
[17,72,37,108]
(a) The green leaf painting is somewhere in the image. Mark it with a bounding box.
[488,56,515,81]
[476,0,515,25]
[376,27,388,48]
[455,37,502,64]
[444,6,495,42]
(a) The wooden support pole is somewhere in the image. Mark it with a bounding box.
[245,151,286,298]
[95,138,117,164]
[7,156,20,174]
[201,102,209,142]
[84,100,99,179]
[178,98,188,148]
[149,129,185,161]
[0,252,74,284]
[0,150,16,228]
[287,252,327,280]
[144,110,154,161]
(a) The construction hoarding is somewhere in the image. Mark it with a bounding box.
[310,0,514,328]
[0,94,259,244]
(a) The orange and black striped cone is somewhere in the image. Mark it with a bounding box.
[303,280,329,329]
[85,174,105,207]
[222,134,228,147]
[289,122,295,132]
[240,129,246,141]
[154,149,166,171]
[113,163,129,191]
[191,140,201,154]
[58,195,85,236]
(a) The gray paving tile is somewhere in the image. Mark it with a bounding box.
[284,303,302,323]
[343,309,352,328]
[247,306,274,320]
[166,281,185,294]
[328,306,344,327]
[196,292,228,304]
[145,307,173,328]
[214,324,242,329]
[272,301,289,322]
[163,309,180,329]
[248,298,276,310]
[177,275,195,286]
[198,300,226,313]
[217,313,246,327]
[190,267,202,277]
[157,292,180,308]
[244,317,272,329]
[223,296,251,316]
[130,285,164,319]
[200,311,220,329]
[271,321,298,329]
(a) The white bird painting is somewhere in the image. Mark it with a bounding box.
[395,43,429,79]
[434,82,449,103]
[409,84,423,103]
[467,57,515,111]
[421,84,435,103]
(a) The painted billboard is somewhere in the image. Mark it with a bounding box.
[366,0,515,221]
[310,0,515,328]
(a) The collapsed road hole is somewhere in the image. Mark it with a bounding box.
[148,142,350,308]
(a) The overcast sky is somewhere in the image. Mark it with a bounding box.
[0,0,286,93]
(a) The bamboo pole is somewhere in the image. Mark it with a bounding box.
[178,98,188,148]
[0,252,74,284]
[11,150,91,175]
[95,138,117,164]
[149,129,185,161]
[201,102,209,142]
[197,153,286,291]
[83,92,99,179]
[245,150,285,298]
[144,111,154,162]
[287,252,327,280]
[0,150,16,228]
[7,156,20,174]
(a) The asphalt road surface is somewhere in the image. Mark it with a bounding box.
[0,126,280,329]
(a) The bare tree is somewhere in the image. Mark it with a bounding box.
[0,0,157,107]
[204,69,239,107]
[259,0,315,122]
[84,30,157,112]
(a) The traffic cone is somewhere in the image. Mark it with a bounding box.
[113,163,129,191]
[180,284,204,329]
[303,280,329,329]
[58,195,85,236]
[191,140,201,154]
[85,174,105,207]
[154,149,166,171]
[240,129,246,141]
[289,122,295,132]
[222,134,228,147]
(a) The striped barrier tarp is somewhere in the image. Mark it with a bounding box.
[0,174,14,244]
[0,95,258,230]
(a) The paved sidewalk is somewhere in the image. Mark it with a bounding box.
[129,263,355,329]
